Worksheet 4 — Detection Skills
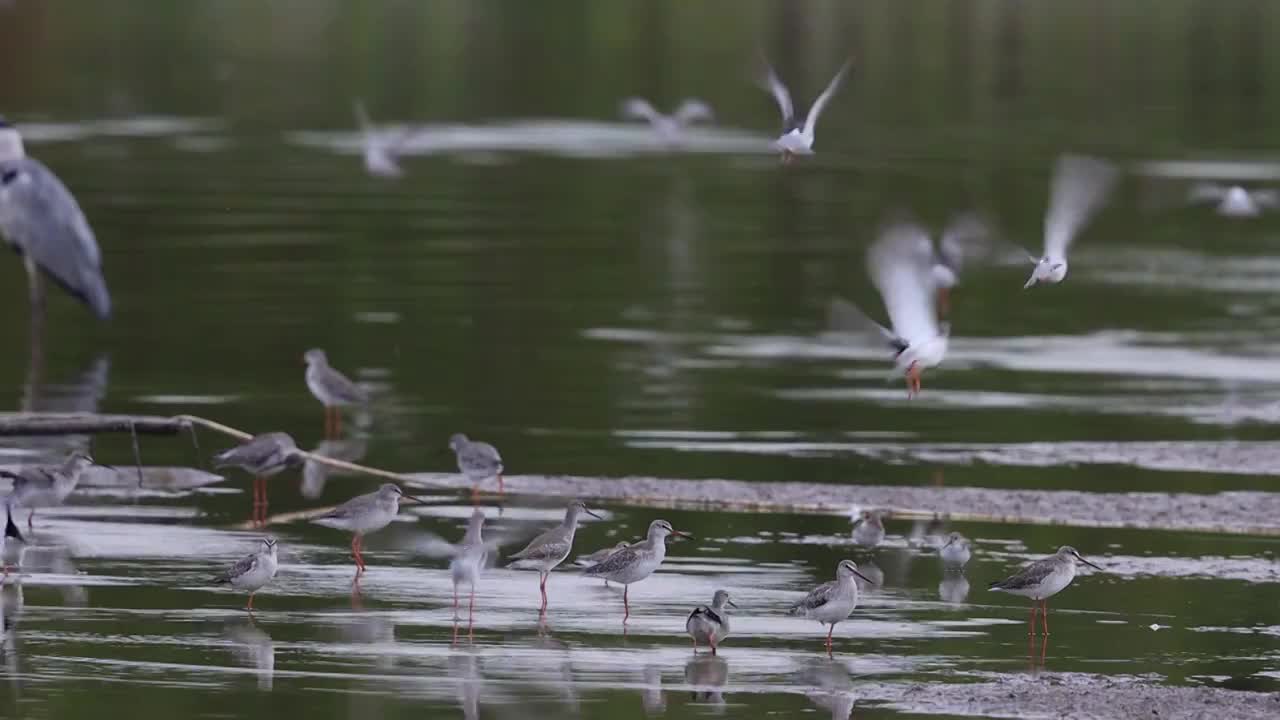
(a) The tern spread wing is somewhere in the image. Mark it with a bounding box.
[826,296,906,354]
[936,212,994,276]
[867,222,940,346]
[802,58,852,139]
[672,99,714,126]
[757,59,795,129]
[620,98,661,124]
[1043,154,1119,260]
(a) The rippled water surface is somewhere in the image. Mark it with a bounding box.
[2,1,1280,718]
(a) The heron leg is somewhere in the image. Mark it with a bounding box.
[1028,601,1037,635]
[691,636,698,653]
[825,624,834,654]
[1041,599,1050,636]
[27,509,34,531]
[469,586,475,622]
[539,572,548,611]
[623,585,630,624]
[246,592,255,612]
[24,256,45,320]
[352,534,365,574]
[497,473,504,495]
[710,635,718,656]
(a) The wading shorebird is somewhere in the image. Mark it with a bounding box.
[215,537,279,612]
[1,451,99,530]
[303,348,369,438]
[0,118,111,321]
[939,532,972,568]
[686,589,736,655]
[851,510,886,547]
[507,500,602,611]
[988,545,1102,635]
[448,433,504,497]
[576,540,632,586]
[411,509,498,621]
[212,432,303,526]
[313,483,426,576]
[582,519,690,623]
[1023,154,1119,289]
[788,559,874,655]
[757,57,851,164]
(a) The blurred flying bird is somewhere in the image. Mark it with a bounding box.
[829,220,949,398]
[1023,154,1119,289]
[757,57,852,164]
[353,101,413,179]
[1187,183,1278,218]
[619,98,714,145]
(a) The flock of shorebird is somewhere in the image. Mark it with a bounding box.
[0,58,1125,655]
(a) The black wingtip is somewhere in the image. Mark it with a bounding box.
[5,507,24,543]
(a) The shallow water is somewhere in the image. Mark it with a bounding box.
[3,0,1280,717]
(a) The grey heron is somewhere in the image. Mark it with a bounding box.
[0,119,111,320]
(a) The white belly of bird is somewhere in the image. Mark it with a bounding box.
[941,544,971,566]
[345,504,397,534]
[775,131,812,154]
[1009,565,1075,600]
[687,614,728,644]
[231,555,278,592]
[808,590,857,625]
[608,549,663,585]
[306,368,342,406]
[451,548,486,587]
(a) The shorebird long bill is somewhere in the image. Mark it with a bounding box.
[583,507,604,520]
[1075,552,1103,570]
[400,492,428,505]
[853,568,874,585]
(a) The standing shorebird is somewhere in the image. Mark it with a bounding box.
[788,559,874,655]
[851,510,886,547]
[939,532,972,568]
[582,519,689,623]
[576,540,632,586]
[619,98,715,146]
[353,100,413,179]
[313,483,425,576]
[212,432,303,526]
[686,589,736,655]
[757,58,851,164]
[448,433,504,497]
[0,451,98,530]
[989,545,1102,635]
[0,118,111,321]
[1023,154,1119,289]
[303,348,369,438]
[215,537,279,612]
[507,500,602,611]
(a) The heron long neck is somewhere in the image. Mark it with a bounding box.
[463,518,484,544]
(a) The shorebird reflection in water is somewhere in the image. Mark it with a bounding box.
[989,545,1102,635]
[212,432,302,527]
[507,500,601,612]
[313,483,426,577]
[583,519,689,623]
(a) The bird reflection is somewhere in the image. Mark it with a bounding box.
[6,354,109,458]
[224,618,274,690]
[0,579,22,683]
[800,658,856,719]
[20,545,87,606]
[641,665,666,716]
[684,653,728,709]
[532,632,580,714]
[301,438,368,500]
[338,609,396,670]
[938,571,970,604]
[448,651,482,720]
